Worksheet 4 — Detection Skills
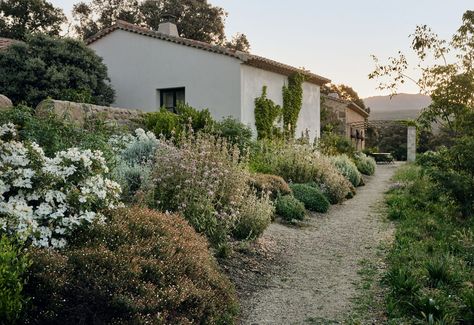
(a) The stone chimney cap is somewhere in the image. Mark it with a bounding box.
[160,13,177,24]
[158,14,179,37]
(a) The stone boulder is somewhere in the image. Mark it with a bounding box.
[36,99,146,129]
[0,94,13,110]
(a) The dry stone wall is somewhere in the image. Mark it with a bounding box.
[0,94,13,110]
[36,99,146,129]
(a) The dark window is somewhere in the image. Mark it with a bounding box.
[159,87,185,113]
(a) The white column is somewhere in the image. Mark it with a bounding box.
[407,126,416,162]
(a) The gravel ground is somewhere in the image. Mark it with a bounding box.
[239,164,399,325]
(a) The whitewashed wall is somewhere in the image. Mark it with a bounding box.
[89,30,242,119]
[240,65,321,141]
[90,29,321,140]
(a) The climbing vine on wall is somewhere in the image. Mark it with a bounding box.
[254,86,282,139]
[282,73,305,138]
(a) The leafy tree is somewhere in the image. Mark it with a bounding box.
[0,0,66,41]
[321,83,367,109]
[369,10,474,133]
[370,10,474,217]
[0,34,115,107]
[72,0,249,49]
[225,33,250,52]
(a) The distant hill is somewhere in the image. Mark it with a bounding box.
[363,93,431,121]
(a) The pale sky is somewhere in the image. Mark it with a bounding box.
[51,0,472,97]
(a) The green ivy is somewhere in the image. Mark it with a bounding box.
[254,86,282,139]
[282,73,305,138]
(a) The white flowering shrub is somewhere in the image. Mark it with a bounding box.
[0,123,122,249]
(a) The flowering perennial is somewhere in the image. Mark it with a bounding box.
[0,123,122,249]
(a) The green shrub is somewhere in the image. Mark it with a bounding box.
[383,165,473,323]
[110,129,158,204]
[418,146,474,218]
[23,208,238,325]
[330,154,362,187]
[145,104,214,139]
[353,152,376,176]
[0,105,116,162]
[250,173,292,199]
[289,184,330,213]
[144,108,182,138]
[232,195,274,240]
[275,195,306,221]
[0,236,30,324]
[212,117,253,151]
[318,132,355,156]
[249,140,353,203]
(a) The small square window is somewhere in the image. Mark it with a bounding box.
[159,87,185,113]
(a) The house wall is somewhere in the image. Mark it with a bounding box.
[89,30,242,119]
[346,108,367,150]
[240,65,321,141]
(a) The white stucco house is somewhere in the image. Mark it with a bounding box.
[87,20,330,140]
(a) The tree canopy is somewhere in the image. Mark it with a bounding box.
[72,0,250,52]
[321,84,367,110]
[0,0,66,41]
[0,34,115,107]
[369,10,474,133]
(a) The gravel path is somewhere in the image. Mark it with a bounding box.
[241,164,399,325]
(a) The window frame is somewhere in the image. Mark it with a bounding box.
[159,87,185,113]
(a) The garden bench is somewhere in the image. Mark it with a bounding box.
[369,153,395,164]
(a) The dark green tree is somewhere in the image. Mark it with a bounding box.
[72,0,248,48]
[225,33,250,52]
[0,34,115,107]
[0,0,66,41]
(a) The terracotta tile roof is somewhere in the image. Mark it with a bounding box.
[0,37,21,51]
[86,20,331,86]
[322,94,369,118]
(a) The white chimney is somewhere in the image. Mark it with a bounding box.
[158,14,179,37]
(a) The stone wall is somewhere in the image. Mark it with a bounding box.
[407,126,417,162]
[0,94,13,110]
[36,99,146,129]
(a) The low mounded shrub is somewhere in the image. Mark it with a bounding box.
[212,117,253,152]
[250,173,292,199]
[275,195,306,221]
[0,235,30,324]
[232,194,274,240]
[110,129,158,204]
[23,208,238,325]
[330,154,362,187]
[144,108,182,138]
[354,152,376,176]
[289,184,330,213]
[250,140,353,204]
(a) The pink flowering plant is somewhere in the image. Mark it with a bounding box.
[0,123,122,249]
[152,132,273,245]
